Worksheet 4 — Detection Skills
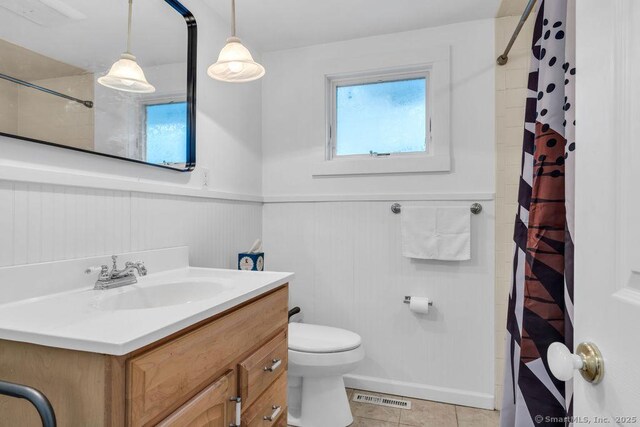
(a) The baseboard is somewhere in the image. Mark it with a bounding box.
[343,374,495,410]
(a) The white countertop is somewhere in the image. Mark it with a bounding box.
[0,267,293,355]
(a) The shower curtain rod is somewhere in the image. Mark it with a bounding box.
[0,72,94,108]
[497,0,537,65]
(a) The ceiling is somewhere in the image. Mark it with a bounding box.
[0,0,528,79]
[203,0,504,52]
[0,0,187,74]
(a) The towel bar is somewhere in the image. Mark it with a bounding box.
[391,203,482,215]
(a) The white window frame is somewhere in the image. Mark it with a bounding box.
[327,68,431,160]
[311,46,451,177]
[138,95,187,165]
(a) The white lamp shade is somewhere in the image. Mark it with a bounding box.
[207,37,265,83]
[97,53,155,93]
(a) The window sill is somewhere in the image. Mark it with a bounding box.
[311,155,451,177]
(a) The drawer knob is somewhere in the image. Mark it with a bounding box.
[263,405,281,422]
[263,358,282,372]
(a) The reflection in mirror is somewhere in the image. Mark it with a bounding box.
[0,0,196,171]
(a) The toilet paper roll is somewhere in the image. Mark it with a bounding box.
[409,297,431,314]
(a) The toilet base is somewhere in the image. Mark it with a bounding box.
[288,374,353,427]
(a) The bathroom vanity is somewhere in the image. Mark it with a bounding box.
[0,247,292,426]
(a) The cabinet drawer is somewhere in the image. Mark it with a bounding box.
[157,370,235,427]
[239,329,288,407]
[128,287,288,427]
[241,373,287,427]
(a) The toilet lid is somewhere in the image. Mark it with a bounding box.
[288,322,362,353]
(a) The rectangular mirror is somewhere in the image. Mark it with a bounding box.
[0,0,196,171]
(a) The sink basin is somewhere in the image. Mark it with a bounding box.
[95,281,229,310]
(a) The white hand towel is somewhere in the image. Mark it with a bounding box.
[401,206,471,261]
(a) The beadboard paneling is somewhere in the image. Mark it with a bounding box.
[263,200,495,406]
[0,181,262,270]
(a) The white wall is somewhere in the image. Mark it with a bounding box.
[261,19,495,199]
[0,0,263,198]
[264,200,495,408]
[261,19,496,408]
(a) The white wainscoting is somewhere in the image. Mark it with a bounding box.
[0,180,262,270]
[263,200,495,408]
[0,181,495,408]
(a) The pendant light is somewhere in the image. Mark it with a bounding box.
[207,0,265,83]
[98,0,155,93]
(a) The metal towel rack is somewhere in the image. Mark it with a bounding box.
[391,202,482,215]
[0,380,56,427]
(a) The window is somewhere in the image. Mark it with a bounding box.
[144,101,187,165]
[333,76,428,157]
[314,49,451,176]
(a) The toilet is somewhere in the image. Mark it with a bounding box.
[287,322,364,427]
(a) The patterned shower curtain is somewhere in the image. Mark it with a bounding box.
[500,0,575,426]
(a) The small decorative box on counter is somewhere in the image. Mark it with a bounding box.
[238,252,264,271]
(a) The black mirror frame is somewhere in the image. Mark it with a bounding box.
[0,0,197,172]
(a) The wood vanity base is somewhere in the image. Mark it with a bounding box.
[0,284,289,427]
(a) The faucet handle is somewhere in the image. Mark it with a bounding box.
[125,260,143,266]
[85,265,109,277]
[126,260,147,276]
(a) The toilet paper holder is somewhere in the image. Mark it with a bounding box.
[403,296,433,306]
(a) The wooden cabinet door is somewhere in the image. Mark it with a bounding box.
[157,370,236,427]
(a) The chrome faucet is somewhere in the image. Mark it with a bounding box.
[87,255,147,290]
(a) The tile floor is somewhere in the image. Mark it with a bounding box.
[347,389,499,427]
[290,388,500,427]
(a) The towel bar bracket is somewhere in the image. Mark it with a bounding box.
[470,203,483,215]
[391,202,483,215]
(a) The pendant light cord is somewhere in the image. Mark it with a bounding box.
[231,0,236,37]
[126,0,133,54]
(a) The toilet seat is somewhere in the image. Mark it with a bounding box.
[288,322,362,353]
